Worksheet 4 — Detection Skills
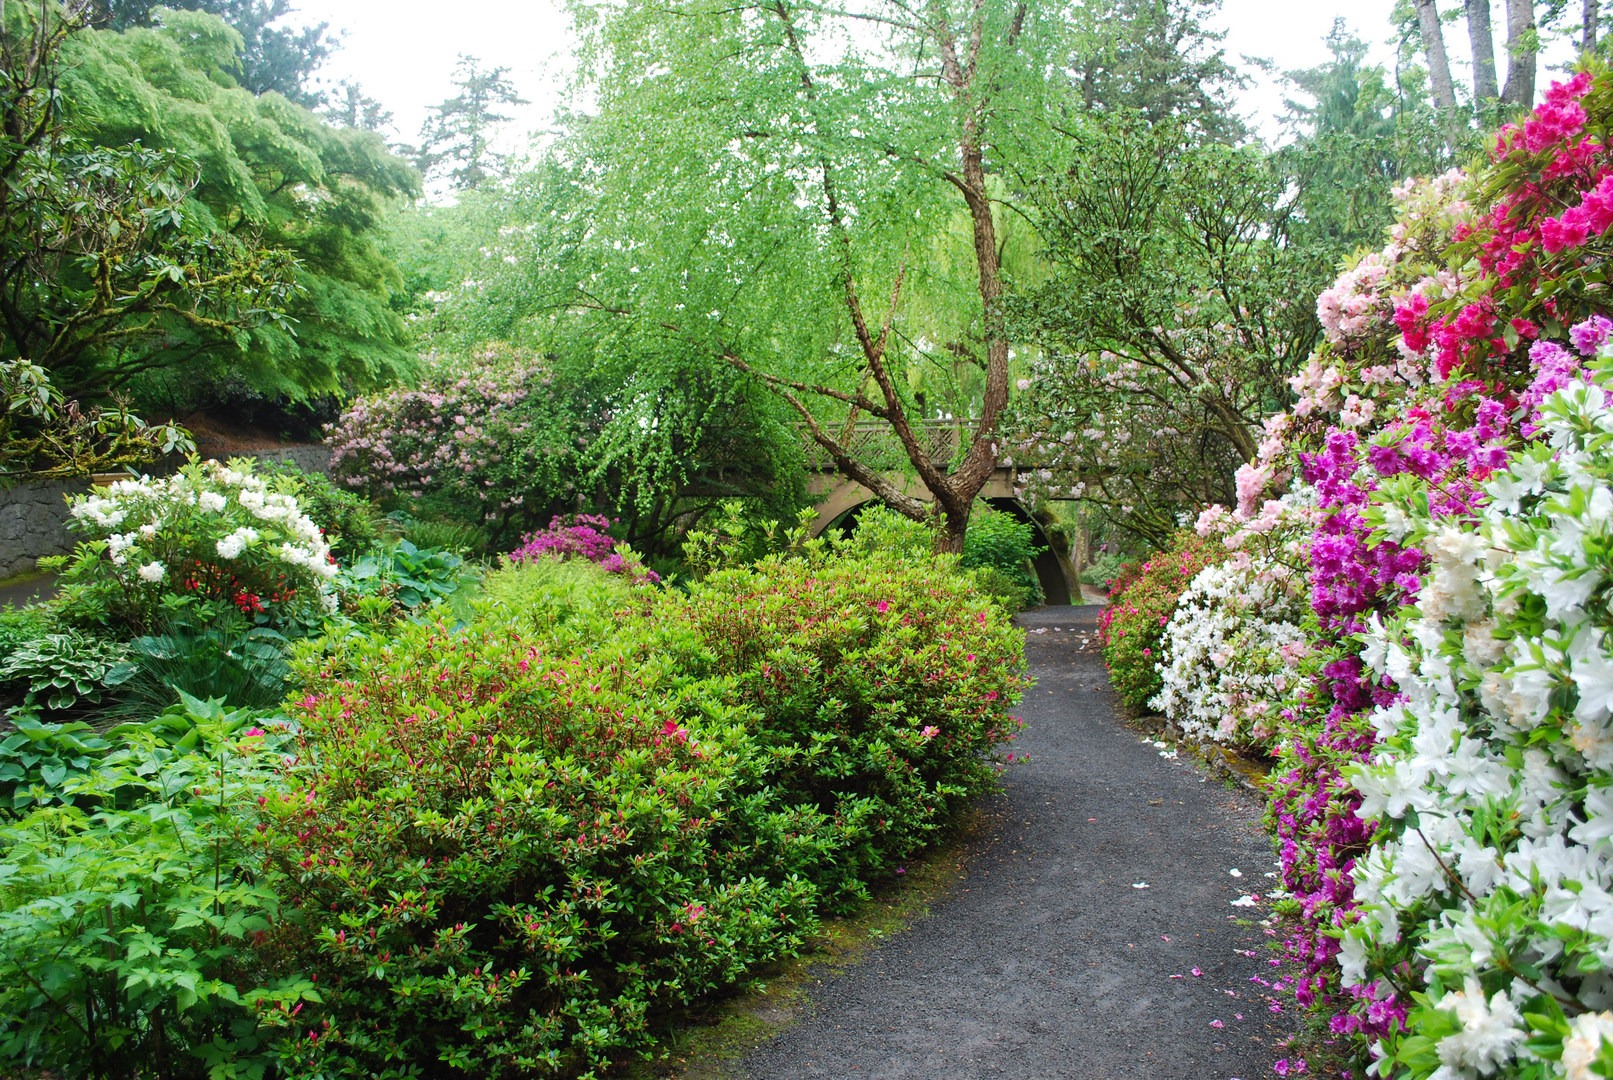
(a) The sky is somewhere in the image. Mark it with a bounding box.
[297,0,1580,152]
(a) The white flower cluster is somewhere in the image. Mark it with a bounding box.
[1343,355,1613,1079]
[63,461,336,615]
[1152,548,1310,751]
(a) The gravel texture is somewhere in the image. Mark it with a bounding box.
[736,605,1298,1079]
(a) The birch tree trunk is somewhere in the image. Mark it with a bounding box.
[1584,0,1600,52]
[1466,0,1499,102]
[1414,0,1460,113]
[1502,0,1538,107]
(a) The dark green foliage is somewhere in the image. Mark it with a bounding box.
[393,513,493,557]
[0,3,300,443]
[961,508,1045,612]
[106,617,292,718]
[415,55,528,190]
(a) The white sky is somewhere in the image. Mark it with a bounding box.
[297,0,1583,151]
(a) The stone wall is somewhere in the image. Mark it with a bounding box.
[0,479,88,579]
[0,446,331,580]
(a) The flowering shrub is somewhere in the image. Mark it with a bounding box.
[1099,529,1226,712]
[55,459,336,634]
[261,539,1023,1076]
[1137,65,1613,1065]
[1153,490,1315,754]
[507,513,661,585]
[659,541,1028,901]
[1338,354,1613,1079]
[325,348,586,543]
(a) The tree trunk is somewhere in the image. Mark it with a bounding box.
[1502,0,1538,107]
[1414,0,1460,113]
[1466,0,1499,102]
[1585,0,1600,51]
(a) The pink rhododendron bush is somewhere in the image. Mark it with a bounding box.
[324,347,587,543]
[1141,66,1613,1071]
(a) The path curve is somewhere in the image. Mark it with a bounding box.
[736,605,1297,1079]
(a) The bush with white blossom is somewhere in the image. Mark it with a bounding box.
[57,459,337,633]
[1338,352,1613,1079]
[1152,489,1315,754]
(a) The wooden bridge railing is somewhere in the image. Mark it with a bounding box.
[796,420,974,472]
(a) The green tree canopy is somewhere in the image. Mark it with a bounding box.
[94,0,336,106]
[58,8,421,408]
[414,55,527,192]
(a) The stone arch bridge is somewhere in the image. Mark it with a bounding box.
[801,420,1080,606]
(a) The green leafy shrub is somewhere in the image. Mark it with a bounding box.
[260,537,1023,1077]
[1078,550,1128,588]
[470,557,632,637]
[106,616,292,718]
[835,504,938,561]
[960,507,1044,611]
[268,619,820,1078]
[0,716,111,812]
[1098,529,1225,712]
[55,459,337,636]
[968,564,1040,613]
[335,539,473,626]
[0,702,312,1079]
[391,511,493,556]
[657,540,1028,903]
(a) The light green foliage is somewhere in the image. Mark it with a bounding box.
[96,0,337,106]
[58,10,420,408]
[401,0,1089,549]
[0,701,309,1079]
[471,557,631,636]
[833,505,940,563]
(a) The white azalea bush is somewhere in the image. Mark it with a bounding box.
[56,459,337,634]
[1152,488,1316,754]
[1342,354,1613,1079]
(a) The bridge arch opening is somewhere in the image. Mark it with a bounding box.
[819,497,1073,607]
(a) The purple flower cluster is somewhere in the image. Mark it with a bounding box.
[507,514,661,585]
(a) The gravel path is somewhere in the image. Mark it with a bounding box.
[736,605,1297,1080]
